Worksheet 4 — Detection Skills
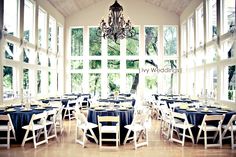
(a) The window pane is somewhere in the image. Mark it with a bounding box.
[108,60,120,69]
[48,17,56,51]
[5,42,14,60]
[126,27,139,55]
[164,26,177,56]
[145,26,158,55]
[48,71,52,93]
[37,52,41,65]
[196,5,204,47]
[24,0,34,43]
[71,60,83,69]
[71,28,83,56]
[206,67,217,99]
[89,60,101,69]
[108,73,120,92]
[208,0,217,41]
[181,23,187,54]
[126,60,139,69]
[37,70,41,93]
[126,74,139,93]
[221,39,235,60]
[145,76,158,94]
[227,65,235,101]
[23,69,29,90]
[206,46,217,63]
[222,0,235,34]
[23,48,30,63]
[89,27,101,56]
[57,26,63,52]
[38,8,47,48]
[71,73,83,93]
[3,66,14,99]
[89,73,101,96]
[4,0,18,36]
[163,60,178,94]
[108,39,120,56]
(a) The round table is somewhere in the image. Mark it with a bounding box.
[174,106,236,140]
[87,107,134,144]
[0,105,54,143]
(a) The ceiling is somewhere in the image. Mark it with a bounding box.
[47,0,193,17]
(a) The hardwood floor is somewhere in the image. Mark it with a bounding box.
[0,119,236,157]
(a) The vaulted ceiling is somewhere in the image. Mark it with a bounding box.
[47,0,193,17]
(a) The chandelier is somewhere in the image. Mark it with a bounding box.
[96,0,136,42]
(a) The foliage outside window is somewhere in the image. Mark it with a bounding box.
[126,60,139,69]
[71,60,83,69]
[126,27,139,56]
[126,73,139,93]
[5,42,14,60]
[164,26,177,56]
[145,76,158,94]
[48,71,51,93]
[163,60,178,94]
[37,70,41,93]
[71,28,83,56]
[3,66,13,99]
[108,39,120,56]
[207,0,217,41]
[108,60,120,69]
[225,65,236,101]
[48,17,56,51]
[108,73,120,92]
[89,60,101,69]
[221,40,235,60]
[23,69,29,90]
[4,0,18,36]
[71,73,83,93]
[23,48,30,63]
[24,0,34,43]
[89,73,101,96]
[222,0,235,34]
[89,27,101,56]
[145,26,158,55]
[38,8,47,48]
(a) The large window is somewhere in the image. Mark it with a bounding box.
[164,26,177,56]
[222,65,236,101]
[89,74,101,96]
[48,17,56,51]
[196,5,204,47]
[108,73,120,93]
[126,27,139,56]
[89,27,101,56]
[71,73,83,93]
[3,66,14,100]
[188,16,194,51]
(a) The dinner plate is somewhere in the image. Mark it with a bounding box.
[5,109,16,112]
[215,110,228,113]
[34,107,45,110]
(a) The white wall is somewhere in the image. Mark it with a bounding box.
[180,0,202,23]
[64,0,180,96]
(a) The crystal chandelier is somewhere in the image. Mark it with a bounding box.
[96,0,136,42]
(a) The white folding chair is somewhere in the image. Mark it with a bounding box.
[78,96,89,110]
[45,109,57,140]
[170,112,194,146]
[63,99,77,120]
[196,114,225,149]
[159,105,172,139]
[0,114,16,149]
[97,116,120,149]
[56,105,65,134]
[222,114,236,149]
[21,112,48,148]
[123,108,149,149]
[73,110,98,147]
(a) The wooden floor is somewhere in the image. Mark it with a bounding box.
[0,119,236,157]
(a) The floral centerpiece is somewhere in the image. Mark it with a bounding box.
[114,91,119,100]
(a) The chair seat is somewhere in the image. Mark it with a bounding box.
[79,123,97,130]
[124,124,145,131]
[175,122,194,129]
[0,125,13,131]
[222,125,236,131]
[100,126,117,133]
[22,124,45,131]
[198,125,219,131]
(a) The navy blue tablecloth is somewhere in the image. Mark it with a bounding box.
[160,98,198,108]
[0,106,54,143]
[87,108,134,144]
[174,106,236,141]
[98,99,136,106]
